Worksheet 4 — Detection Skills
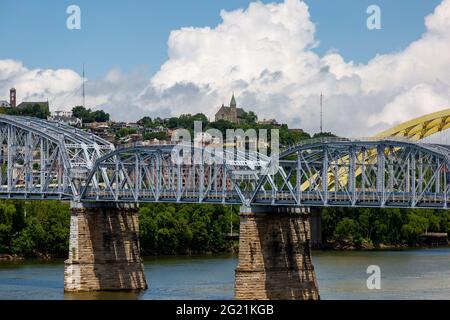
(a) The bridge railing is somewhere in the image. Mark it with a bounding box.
[280,136,416,154]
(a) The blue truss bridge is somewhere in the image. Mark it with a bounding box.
[2,113,450,210]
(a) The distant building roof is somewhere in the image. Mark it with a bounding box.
[48,113,82,126]
[17,101,49,109]
[53,110,73,117]
[289,128,305,133]
[258,118,279,126]
[216,105,245,117]
[0,100,10,108]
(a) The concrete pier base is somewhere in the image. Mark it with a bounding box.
[310,208,323,249]
[234,206,319,300]
[64,202,147,292]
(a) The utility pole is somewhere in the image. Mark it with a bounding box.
[320,92,323,134]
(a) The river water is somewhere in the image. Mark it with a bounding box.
[1,248,450,300]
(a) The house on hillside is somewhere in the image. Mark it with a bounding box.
[48,110,82,127]
[0,100,10,108]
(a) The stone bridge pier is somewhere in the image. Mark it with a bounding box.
[64,202,148,292]
[235,206,320,300]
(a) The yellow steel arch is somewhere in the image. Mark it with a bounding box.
[300,108,450,192]
[375,108,450,140]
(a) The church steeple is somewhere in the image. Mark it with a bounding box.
[230,93,236,108]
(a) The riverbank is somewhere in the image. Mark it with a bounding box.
[2,241,449,262]
[0,252,57,262]
[0,254,24,262]
[322,239,449,251]
[2,248,450,299]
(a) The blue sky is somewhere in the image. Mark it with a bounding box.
[0,0,442,79]
[1,0,449,137]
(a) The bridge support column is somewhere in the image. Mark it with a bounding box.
[64,202,148,292]
[310,209,323,249]
[235,206,319,300]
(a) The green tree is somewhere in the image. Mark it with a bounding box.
[312,132,337,139]
[72,106,109,123]
[138,116,154,128]
[401,212,428,244]
[10,201,70,257]
[143,132,168,141]
[240,111,258,125]
[0,203,18,253]
[333,217,361,243]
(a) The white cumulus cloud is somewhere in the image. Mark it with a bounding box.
[0,59,82,107]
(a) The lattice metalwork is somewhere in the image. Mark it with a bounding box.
[3,113,450,209]
[251,138,450,209]
[81,145,272,205]
[289,109,450,193]
[0,115,114,200]
[81,138,450,209]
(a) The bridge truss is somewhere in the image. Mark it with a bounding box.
[81,138,450,209]
[3,111,450,209]
[0,114,114,200]
[81,145,272,205]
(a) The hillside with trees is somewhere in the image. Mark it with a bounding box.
[137,112,311,147]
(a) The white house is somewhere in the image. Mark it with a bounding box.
[48,110,82,128]
[0,100,10,108]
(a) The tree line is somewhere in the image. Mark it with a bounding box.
[0,199,449,258]
[322,207,450,248]
[0,200,239,258]
[0,103,50,119]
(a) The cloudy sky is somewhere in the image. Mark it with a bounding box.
[1,0,449,137]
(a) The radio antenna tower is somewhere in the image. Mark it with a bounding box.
[320,92,323,134]
[82,63,86,108]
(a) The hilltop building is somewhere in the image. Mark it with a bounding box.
[215,94,246,124]
[2,87,49,112]
[0,100,10,108]
[0,88,16,108]
[17,101,49,111]
[48,110,82,127]
[258,118,280,126]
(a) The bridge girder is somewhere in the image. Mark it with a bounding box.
[268,138,450,209]
[0,115,114,200]
[81,138,450,209]
[81,145,274,205]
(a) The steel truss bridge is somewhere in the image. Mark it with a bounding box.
[2,109,450,209]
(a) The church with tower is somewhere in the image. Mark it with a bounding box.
[214,94,247,124]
